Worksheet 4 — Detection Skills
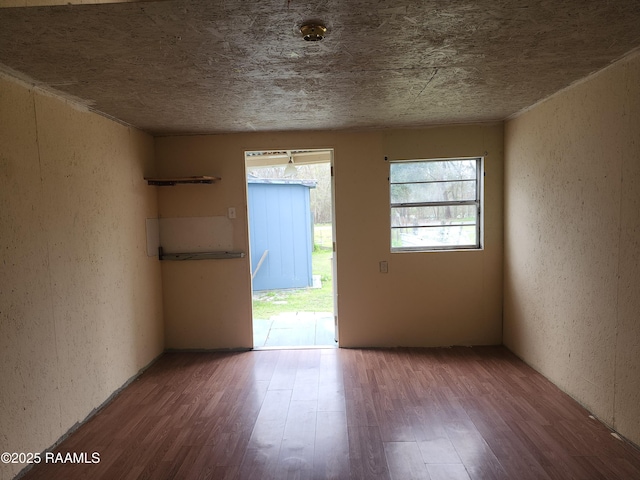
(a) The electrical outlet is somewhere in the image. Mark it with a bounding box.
[228,207,236,219]
[380,261,388,273]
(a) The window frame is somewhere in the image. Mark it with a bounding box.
[389,156,484,253]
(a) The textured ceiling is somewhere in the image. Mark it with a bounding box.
[1,0,639,135]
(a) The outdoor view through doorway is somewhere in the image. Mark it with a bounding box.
[245,150,336,348]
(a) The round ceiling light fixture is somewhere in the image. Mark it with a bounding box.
[300,23,327,41]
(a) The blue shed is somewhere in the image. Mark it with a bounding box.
[248,178,316,291]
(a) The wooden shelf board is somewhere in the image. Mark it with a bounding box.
[159,251,245,261]
[145,176,221,186]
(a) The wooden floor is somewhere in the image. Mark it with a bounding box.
[20,347,640,480]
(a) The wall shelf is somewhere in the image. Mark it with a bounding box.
[158,247,244,261]
[145,176,221,186]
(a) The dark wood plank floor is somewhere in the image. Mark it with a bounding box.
[19,347,640,480]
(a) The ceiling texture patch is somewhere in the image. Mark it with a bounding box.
[0,0,639,135]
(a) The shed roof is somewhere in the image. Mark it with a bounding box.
[247,178,317,189]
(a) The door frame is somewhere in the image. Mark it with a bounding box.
[244,148,338,348]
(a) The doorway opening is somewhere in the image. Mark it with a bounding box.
[245,149,337,349]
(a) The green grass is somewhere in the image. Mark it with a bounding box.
[252,224,334,319]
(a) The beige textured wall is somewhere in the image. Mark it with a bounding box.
[504,52,640,446]
[155,124,503,349]
[0,74,163,479]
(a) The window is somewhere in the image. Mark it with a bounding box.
[390,157,483,251]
